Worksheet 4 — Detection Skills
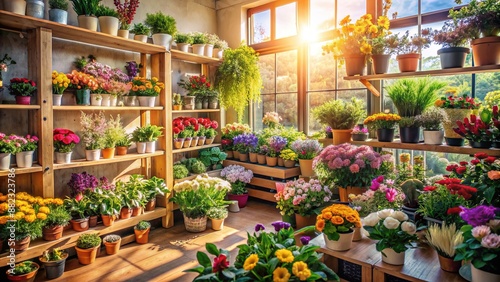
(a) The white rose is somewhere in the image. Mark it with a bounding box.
[378,209,394,219]
[391,211,408,222]
[362,213,380,227]
[383,217,400,230]
[401,221,417,235]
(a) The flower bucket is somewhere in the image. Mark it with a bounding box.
[183,214,207,232]
[53,94,63,106]
[26,0,44,19]
[0,153,11,170]
[324,232,354,251]
[138,96,156,107]
[75,89,90,105]
[15,96,31,105]
[381,248,406,265]
[16,151,34,168]
[55,151,72,164]
[100,94,111,106]
[49,9,68,24]
[85,149,101,161]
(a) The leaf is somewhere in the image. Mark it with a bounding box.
[483,253,497,261]
[196,251,212,268]
[183,265,204,274]
[206,243,220,256]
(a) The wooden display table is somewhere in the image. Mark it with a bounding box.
[222,159,301,202]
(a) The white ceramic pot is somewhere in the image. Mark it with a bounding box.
[99,16,119,36]
[124,96,137,106]
[177,43,190,52]
[0,153,12,170]
[323,232,354,251]
[77,15,98,32]
[53,94,63,106]
[100,94,111,107]
[152,33,173,50]
[192,44,205,56]
[109,96,118,106]
[90,94,102,106]
[205,44,214,57]
[136,142,147,154]
[145,141,156,153]
[3,0,26,15]
[138,96,156,107]
[16,151,34,168]
[423,130,444,145]
[117,29,129,39]
[85,149,101,161]
[381,248,406,265]
[134,34,148,42]
[55,152,72,164]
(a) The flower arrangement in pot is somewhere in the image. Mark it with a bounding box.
[113,0,140,38]
[190,32,208,55]
[66,70,98,105]
[415,107,449,145]
[232,133,258,162]
[80,111,107,160]
[351,124,369,141]
[362,209,420,265]
[221,122,253,157]
[363,112,401,142]
[6,260,40,282]
[200,118,218,145]
[316,204,361,251]
[145,11,177,49]
[131,124,164,154]
[430,20,471,69]
[262,111,283,129]
[174,33,193,52]
[103,234,122,255]
[53,128,80,163]
[454,108,494,148]
[8,78,37,105]
[11,134,38,168]
[392,29,432,72]
[39,247,68,279]
[313,143,394,201]
[134,220,151,244]
[312,97,366,145]
[206,207,228,231]
[75,233,101,265]
[140,175,169,211]
[178,75,213,109]
[42,199,71,241]
[70,0,101,31]
[0,133,18,169]
[290,139,323,177]
[221,165,253,208]
[95,4,120,36]
[279,148,298,168]
[129,76,165,107]
[51,70,70,106]
[130,23,151,42]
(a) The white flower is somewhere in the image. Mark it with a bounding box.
[401,221,416,235]
[377,209,394,219]
[391,211,408,222]
[383,217,400,230]
[362,212,380,227]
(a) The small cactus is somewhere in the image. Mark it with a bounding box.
[401,179,424,208]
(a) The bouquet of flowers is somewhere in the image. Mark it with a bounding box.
[454,205,500,275]
[0,133,17,154]
[316,204,361,241]
[352,125,368,135]
[232,133,258,153]
[267,136,287,157]
[80,111,107,150]
[262,111,282,128]
[8,78,37,97]
[66,70,98,91]
[82,60,129,82]
[106,79,131,98]
[453,109,493,142]
[12,134,39,153]
[313,143,394,188]
[51,71,70,94]
[178,75,212,96]
[435,93,480,109]
[129,76,164,96]
[197,118,218,139]
[67,171,99,196]
[364,112,401,130]
[53,128,80,153]
[279,148,298,161]
[362,209,419,253]
[220,165,253,195]
[281,178,332,217]
[113,0,140,30]
[290,139,323,160]
[221,122,252,139]
[349,175,406,217]
[186,222,339,281]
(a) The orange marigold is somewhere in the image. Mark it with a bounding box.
[316,219,326,232]
[331,216,344,225]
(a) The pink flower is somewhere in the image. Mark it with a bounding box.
[349,164,360,173]
[472,225,491,239]
[385,188,397,202]
[481,233,500,249]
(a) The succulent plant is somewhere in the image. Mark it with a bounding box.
[401,179,424,208]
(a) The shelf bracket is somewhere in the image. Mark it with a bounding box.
[359,79,380,97]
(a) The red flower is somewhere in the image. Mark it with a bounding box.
[173,127,181,134]
[474,152,488,159]
[447,207,462,215]
[455,166,467,175]
[471,159,480,165]
[212,254,229,273]
[446,164,458,172]
[459,161,468,166]
[424,186,437,191]
[485,156,496,164]
[211,121,219,129]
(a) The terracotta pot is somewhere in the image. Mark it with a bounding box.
[172,104,182,110]
[277,157,284,167]
[183,138,192,148]
[438,254,461,272]
[338,186,367,202]
[396,53,420,72]
[227,193,249,208]
[352,226,362,241]
[103,237,121,255]
[6,262,39,282]
[134,228,150,244]
[145,199,156,211]
[173,138,184,149]
[298,159,314,177]
[115,146,128,155]
[324,232,354,251]
[120,207,133,219]
[471,36,500,66]
[284,160,296,168]
[233,150,240,159]
[190,136,199,147]
[344,54,366,76]
[257,154,266,164]
[42,225,64,241]
[132,206,143,217]
[239,152,249,162]
[197,136,206,146]
[248,152,258,163]
[210,218,225,231]
[225,150,234,159]
[70,217,89,232]
[88,215,98,227]
[101,214,116,227]
[295,214,317,229]
[75,246,99,265]
[13,236,31,252]
[205,138,215,145]
[266,156,278,166]
[332,129,353,145]
[101,147,115,159]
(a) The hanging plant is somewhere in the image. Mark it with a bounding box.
[215,43,262,122]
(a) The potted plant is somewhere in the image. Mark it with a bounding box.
[115,178,147,218]
[232,133,258,162]
[39,248,68,279]
[399,178,424,220]
[220,165,253,208]
[145,12,177,49]
[131,124,164,153]
[201,118,219,145]
[0,133,17,170]
[312,97,366,145]
[12,134,38,168]
[8,78,37,105]
[113,0,140,38]
[115,134,132,155]
[371,32,399,74]
[393,30,432,72]
[172,92,183,110]
[6,261,40,282]
[75,233,101,265]
[191,31,208,55]
[213,38,229,59]
[431,21,471,69]
[450,0,500,66]
[170,175,232,232]
[416,107,449,144]
[351,124,369,141]
[64,195,90,231]
[95,4,120,36]
[95,187,120,226]
[134,220,151,244]
[69,0,101,31]
[290,139,323,177]
[80,111,107,160]
[216,44,262,122]
[425,223,464,273]
[387,78,446,117]
[178,75,212,109]
[174,33,193,52]
[364,112,401,142]
[49,0,69,24]
[53,128,80,163]
[316,204,361,251]
[173,163,189,180]
[51,71,70,106]
[66,70,99,105]
[129,76,164,107]
[454,108,493,148]
[279,148,297,168]
[141,176,168,211]
[103,234,121,255]
[362,209,420,265]
[42,202,71,241]
[398,116,421,143]
[2,0,27,15]
[206,206,228,231]
[130,23,150,42]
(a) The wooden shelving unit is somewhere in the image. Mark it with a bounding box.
[52,151,165,170]
[173,143,221,154]
[0,165,43,176]
[53,106,164,111]
[0,104,41,110]
[172,109,221,114]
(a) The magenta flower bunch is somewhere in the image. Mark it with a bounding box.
[267,136,287,157]
[351,125,368,135]
[67,172,99,196]
[313,143,394,188]
[82,61,129,82]
[455,205,500,275]
[12,134,39,153]
[283,178,332,216]
[0,132,18,154]
[125,61,141,81]
[350,176,405,217]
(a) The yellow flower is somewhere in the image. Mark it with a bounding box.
[0,202,8,213]
[292,261,311,281]
[243,254,259,270]
[37,213,47,220]
[0,216,8,224]
[39,206,50,214]
[25,214,36,223]
[360,43,372,54]
[53,198,64,206]
[273,267,291,282]
[315,219,325,232]
[331,216,344,225]
[340,15,351,26]
[275,249,294,263]
[14,212,25,220]
[377,16,390,30]
[152,77,159,82]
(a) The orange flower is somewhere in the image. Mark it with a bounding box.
[316,219,325,231]
[488,171,500,180]
[331,216,344,225]
[322,211,333,220]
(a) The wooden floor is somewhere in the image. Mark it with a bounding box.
[35,199,280,282]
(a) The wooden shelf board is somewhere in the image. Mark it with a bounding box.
[250,177,280,190]
[0,10,165,54]
[172,109,221,114]
[247,187,277,202]
[171,49,221,64]
[223,160,301,179]
[0,165,43,176]
[173,169,222,183]
[0,104,40,110]
[344,64,500,81]
[351,139,500,156]
[53,151,165,170]
[173,143,221,153]
[54,106,164,111]
[0,208,166,265]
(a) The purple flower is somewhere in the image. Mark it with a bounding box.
[254,223,265,232]
[233,133,258,153]
[460,205,499,227]
[481,233,500,249]
[300,236,311,245]
[271,221,291,231]
[268,136,288,156]
[67,172,99,196]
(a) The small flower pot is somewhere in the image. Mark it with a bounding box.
[42,225,64,241]
[377,128,395,142]
[75,246,99,265]
[103,236,121,255]
[101,147,115,159]
[445,137,464,147]
[40,253,68,279]
[115,146,128,155]
[70,217,89,232]
[134,228,150,244]
[351,133,368,141]
[469,140,492,149]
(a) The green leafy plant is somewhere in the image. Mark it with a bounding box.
[76,233,101,249]
[191,32,207,44]
[115,178,146,209]
[199,147,227,170]
[398,116,420,128]
[206,207,228,220]
[386,78,447,117]
[130,23,150,36]
[41,248,67,262]
[416,107,449,131]
[135,220,151,231]
[216,43,262,122]
[44,204,71,228]
[104,114,126,148]
[400,179,424,208]
[116,134,132,147]
[191,159,207,174]
[173,164,189,179]
[145,12,177,35]
[132,124,163,142]
[93,187,121,216]
[103,234,121,243]
[141,175,169,201]
[95,4,118,17]
[8,261,39,276]
[312,97,366,129]
[174,33,193,44]
[70,0,101,16]
[49,0,69,10]
[172,93,183,105]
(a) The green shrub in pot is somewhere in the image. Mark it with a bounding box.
[312,97,366,129]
